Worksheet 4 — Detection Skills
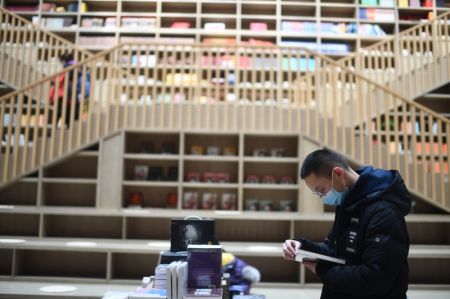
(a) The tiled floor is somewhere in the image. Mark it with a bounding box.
[0,281,449,299]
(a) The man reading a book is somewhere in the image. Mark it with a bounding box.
[282,149,411,299]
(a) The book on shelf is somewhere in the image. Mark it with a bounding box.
[359,8,395,21]
[360,0,378,5]
[379,0,395,6]
[398,0,409,8]
[249,22,268,31]
[187,245,222,289]
[183,289,222,299]
[135,165,149,181]
[295,249,346,265]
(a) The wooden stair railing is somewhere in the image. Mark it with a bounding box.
[0,7,92,91]
[1,43,448,212]
[337,11,450,101]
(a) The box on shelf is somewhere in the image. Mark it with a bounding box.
[148,166,164,181]
[202,193,218,210]
[259,200,273,211]
[249,22,268,31]
[206,146,220,156]
[41,3,56,12]
[171,22,191,29]
[221,193,237,210]
[261,175,277,184]
[128,192,143,208]
[43,17,73,28]
[166,192,178,209]
[379,0,395,5]
[245,199,259,211]
[183,192,199,209]
[191,145,205,155]
[186,173,201,182]
[134,165,149,181]
[204,23,226,30]
[122,17,156,28]
[280,200,294,212]
[223,147,237,156]
[361,0,378,5]
[81,18,104,27]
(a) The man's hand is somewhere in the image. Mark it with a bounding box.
[303,261,318,274]
[282,239,301,261]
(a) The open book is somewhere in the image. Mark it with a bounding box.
[295,249,346,265]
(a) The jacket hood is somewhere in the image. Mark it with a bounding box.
[343,166,411,216]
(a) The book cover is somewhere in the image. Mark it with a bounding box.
[183,288,222,299]
[135,165,149,181]
[177,262,188,299]
[295,249,346,265]
[187,245,223,289]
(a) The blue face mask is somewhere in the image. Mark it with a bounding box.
[322,173,349,206]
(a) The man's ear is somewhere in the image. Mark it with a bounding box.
[332,167,345,178]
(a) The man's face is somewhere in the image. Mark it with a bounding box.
[304,172,333,199]
[304,167,346,199]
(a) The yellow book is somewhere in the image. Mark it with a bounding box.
[398,0,408,7]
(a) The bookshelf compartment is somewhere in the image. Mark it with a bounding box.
[184,133,239,156]
[320,6,357,19]
[112,253,159,280]
[44,215,122,239]
[42,182,96,207]
[184,161,239,184]
[125,132,180,155]
[241,3,276,17]
[281,4,316,18]
[84,0,117,13]
[123,186,178,209]
[163,1,197,14]
[121,1,157,14]
[44,156,98,178]
[15,250,107,279]
[202,2,236,15]
[407,222,450,245]
[244,135,298,157]
[215,219,290,243]
[0,249,13,276]
[0,181,37,206]
[182,187,238,211]
[124,159,178,182]
[243,189,298,212]
[0,213,40,237]
[126,217,171,240]
[243,162,299,185]
[240,256,299,283]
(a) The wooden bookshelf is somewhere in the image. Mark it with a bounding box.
[2,0,449,56]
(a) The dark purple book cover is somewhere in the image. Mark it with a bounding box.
[187,245,222,289]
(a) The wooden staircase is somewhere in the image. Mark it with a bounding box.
[1,42,449,213]
[0,8,92,92]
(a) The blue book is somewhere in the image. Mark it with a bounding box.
[187,245,222,289]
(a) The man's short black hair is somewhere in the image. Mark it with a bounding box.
[300,149,349,179]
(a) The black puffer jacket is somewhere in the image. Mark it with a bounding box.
[297,166,411,299]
